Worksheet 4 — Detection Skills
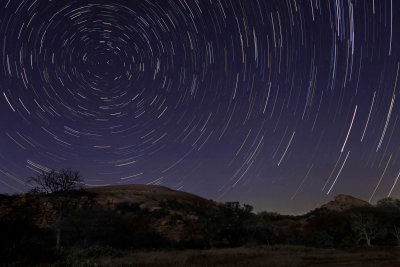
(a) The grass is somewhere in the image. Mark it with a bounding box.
[91,245,400,267]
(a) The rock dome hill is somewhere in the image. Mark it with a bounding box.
[86,184,219,211]
[319,194,371,212]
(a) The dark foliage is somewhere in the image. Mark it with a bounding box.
[61,201,169,249]
[304,212,356,247]
[202,202,261,247]
[0,194,56,265]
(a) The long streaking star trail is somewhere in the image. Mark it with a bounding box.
[341,106,357,153]
[361,91,375,142]
[369,154,393,203]
[327,150,351,195]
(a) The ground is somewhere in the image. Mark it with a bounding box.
[94,245,400,266]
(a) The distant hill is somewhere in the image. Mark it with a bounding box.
[87,186,372,214]
[319,194,371,212]
[87,184,218,211]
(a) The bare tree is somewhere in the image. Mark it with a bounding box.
[28,168,84,194]
[351,213,377,247]
[390,224,400,246]
[28,168,84,249]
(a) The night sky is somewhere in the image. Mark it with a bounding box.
[1,0,400,214]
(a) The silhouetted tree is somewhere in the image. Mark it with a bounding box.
[28,168,83,194]
[28,168,84,249]
[390,224,400,246]
[351,213,377,247]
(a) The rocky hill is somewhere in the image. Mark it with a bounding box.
[87,184,218,211]
[319,194,371,212]
[86,185,221,243]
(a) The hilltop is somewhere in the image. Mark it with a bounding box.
[87,184,217,210]
[319,194,371,212]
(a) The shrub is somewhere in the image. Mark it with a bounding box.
[313,231,334,248]
[74,246,123,259]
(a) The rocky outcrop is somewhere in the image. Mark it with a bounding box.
[320,194,371,212]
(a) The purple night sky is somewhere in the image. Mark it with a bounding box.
[1,0,400,214]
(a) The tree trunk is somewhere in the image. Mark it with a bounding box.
[56,228,60,249]
[393,225,400,246]
[56,203,63,249]
[364,231,371,247]
[395,235,400,247]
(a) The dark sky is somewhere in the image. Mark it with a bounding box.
[1,0,400,214]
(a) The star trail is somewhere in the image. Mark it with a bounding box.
[1,0,400,214]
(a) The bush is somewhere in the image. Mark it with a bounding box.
[313,231,334,248]
[0,195,57,264]
[151,208,170,218]
[73,245,123,259]
[203,202,258,247]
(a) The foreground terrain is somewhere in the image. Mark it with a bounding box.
[1,184,400,265]
[79,245,400,266]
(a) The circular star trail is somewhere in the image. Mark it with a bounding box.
[1,0,400,213]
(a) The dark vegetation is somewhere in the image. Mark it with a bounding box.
[1,169,400,265]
